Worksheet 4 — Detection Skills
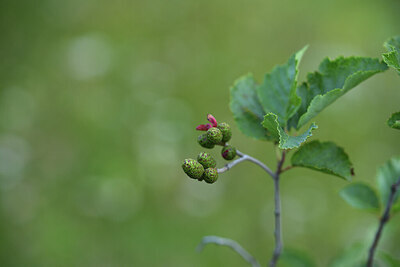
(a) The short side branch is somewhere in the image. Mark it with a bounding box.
[217,150,275,178]
[197,235,260,267]
[367,176,400,267]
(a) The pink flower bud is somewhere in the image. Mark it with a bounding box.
[207,114,218,127]
[196,124,212,131]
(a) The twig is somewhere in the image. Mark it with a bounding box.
[366,176,400,267]
[217,150,275,178]
[269,150,286,267]
[197,235,261,267]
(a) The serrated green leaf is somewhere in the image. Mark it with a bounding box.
[278,249,316,267]
[257,46,308,126]
[230,74,272,140]
[377,156,400,212]
[339,183,380,211]
[262,113,317,149]
[387,112,400,130]
[291,140,353,180]
[382,36,400,75]
[295,57,388,129]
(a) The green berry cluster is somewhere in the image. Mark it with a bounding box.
[181,114,238,184]
[181,152,218,183]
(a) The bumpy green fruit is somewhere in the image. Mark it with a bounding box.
[217,122,232,142]
[198,133,215,149]
[197,152,217,169]
[182,159,204,179]
[203,168,218,184]
[221,145,237,160]
[207,127,223,144]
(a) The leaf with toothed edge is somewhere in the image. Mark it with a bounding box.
[383,36,400,75]
[230,74,272,140]
[257,46,308,127]
[387,112,400,130]
[262,113,317,150]
[291,56,387,129]
[291,140,353,180]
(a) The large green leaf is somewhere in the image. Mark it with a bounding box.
[294,57,388,129]
[230,74,272,140]
[257,46,307,126]
[291,140,353,180]
[382,36,400,75]
[278,249,316,267]
[376,156,400,212]
[339,183,380,211]
[387,112,400,130]
[262,113,317,149]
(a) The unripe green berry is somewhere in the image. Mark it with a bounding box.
[197,152,217,169]
[207,127,223,144]
[198,133,215,149]
[217,122,232,143]
[203,168,218,184]
[182,159,204,179]
[221,145,237,160]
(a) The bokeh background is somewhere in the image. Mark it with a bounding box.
[0,0,399,266]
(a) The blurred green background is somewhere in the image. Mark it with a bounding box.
[0,0,399,266]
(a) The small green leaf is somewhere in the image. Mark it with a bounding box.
[377,156,400,212]
[279,249,316,267]
[339,183,380,211]
[295,57,388,129]
[329,243,368,267]
[257,46,308,126]
[291,140,353,180]
[262,113,317,150]
[387,112,400,130]
[378,251,400,267]
[382,36,400,75]
[230,74,272,140]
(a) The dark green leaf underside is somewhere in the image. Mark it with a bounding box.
[339,183,380,211]
[291,140,353,180]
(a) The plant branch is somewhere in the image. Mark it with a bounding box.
[367,176,400,267]
[197,235,261,267]
[269,150,286,267]
[217,149,275,178]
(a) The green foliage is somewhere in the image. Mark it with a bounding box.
[339,183,380,211]
[257,46,307,126]
[377,156,400,213]
[377,251,400,267]
[382,36,400,75]
[291,140,353,180]
[295,57,388,129]
[387,112,400,130]
[230,74,272,140]
[329,243,369,267]
[278,249,316,267]
[262,113,317,149]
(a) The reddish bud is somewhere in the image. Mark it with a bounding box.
[196,124,212,131]
[207,114,218,127]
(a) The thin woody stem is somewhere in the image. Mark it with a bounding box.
[269,150,286,267]
[366,176,400,267]
[217,149,275,178]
